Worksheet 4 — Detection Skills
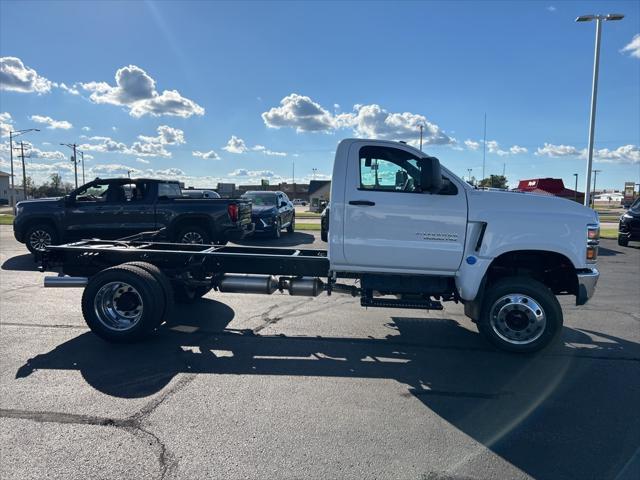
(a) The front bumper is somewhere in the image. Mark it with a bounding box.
[252,216,277,234]
[576,268,599,306]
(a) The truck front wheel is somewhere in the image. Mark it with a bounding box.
[477,277,563,353]
[25,223,58,255]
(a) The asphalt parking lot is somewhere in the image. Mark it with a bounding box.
[1,225,639,480]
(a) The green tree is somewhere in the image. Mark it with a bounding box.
[478,175,508,189]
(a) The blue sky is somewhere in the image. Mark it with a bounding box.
[1,0,639,191]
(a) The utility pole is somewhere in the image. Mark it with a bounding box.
[502,162,506,177]
[573,173,578,202]
[467,168,473,184]
[8,128,39,205]
[312,168,318,180]
[419,125,424,151]
[591,169,602,207]
[576,13,624,207]
[60,143,79,188]
[80,151,85,184]
[482,113,487,180]
[292,159,295,185]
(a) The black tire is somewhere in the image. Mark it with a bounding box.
[320,229,328,242]
[173,284,212,304]
[177,226,211,245]
[81,264,166,343]
[618,235,629,247]
[25,223,58,255]
[121,261,174,325]
[477,276,563,353]
[287,215,295,234]
[272,218,281,239]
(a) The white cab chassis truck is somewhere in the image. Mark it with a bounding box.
[42,139,600,353]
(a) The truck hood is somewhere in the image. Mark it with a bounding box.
[465,189,598,270]
[17,197,63,206]
[467,189,598,224]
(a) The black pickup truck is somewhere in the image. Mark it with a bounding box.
[13,178,253,254]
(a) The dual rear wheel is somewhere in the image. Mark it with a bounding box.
[81,262,210,343]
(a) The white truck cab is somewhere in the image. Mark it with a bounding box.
[328,139,600,351]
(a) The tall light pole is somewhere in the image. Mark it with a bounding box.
[482,113,487,180]
[8,128,39,205]
[79,150,85,184]
[467,168,473,184]
[418,124,424,151]
[312,168,318,180]
[573,173,578,202]
[576,13,624,207]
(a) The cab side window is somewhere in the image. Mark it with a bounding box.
[359,146,421,193]
[358,145,457,195]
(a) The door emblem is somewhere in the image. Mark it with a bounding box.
[415,232,459,241]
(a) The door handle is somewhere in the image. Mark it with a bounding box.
[349,200,375,206]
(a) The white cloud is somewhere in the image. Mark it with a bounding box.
[58,82,80,95]
[30,115,73,130]
[509,145,528,155]
[594,145,639,164]
[262,94,336,132]
[136,158,150,164]
[337,104,453,145]
[546,6,556,12]
[621,34,640,59]
[262,94,453,146]
[0,112,13,137]
[229,169,276,178]
[252,145,287,156]
[80,65,204,118]
[79,126,184,158]
[535,143,583,157]
[82,126,91,132]
[0,57,52,94]
[222,135,249,154]
[464,139,480,150]
[193,150,221,160]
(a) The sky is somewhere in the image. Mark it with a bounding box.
[1,0,639,191]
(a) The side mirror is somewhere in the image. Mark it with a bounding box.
[419,157,443,193]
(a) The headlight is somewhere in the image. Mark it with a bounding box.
[622,213,633,220]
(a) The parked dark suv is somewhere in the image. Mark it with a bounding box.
[14,178,253,254]
[242,191,295,238]
[618,197,640,247]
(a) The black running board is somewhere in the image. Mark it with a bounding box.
[361,296,443,310]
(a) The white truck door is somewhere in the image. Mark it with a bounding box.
[342,141,468,274]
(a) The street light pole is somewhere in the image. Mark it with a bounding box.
[419,125,424,151]
[20,141,27,199]
[576,13,624,207]
[60,143,79,188]
[573,173,578,202]
[79,151,85,184]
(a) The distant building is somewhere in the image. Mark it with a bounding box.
[514,178,584,203]
[0,170,26,205]
[308,180,331,212]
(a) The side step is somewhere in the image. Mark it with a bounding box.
[361,296,443,310]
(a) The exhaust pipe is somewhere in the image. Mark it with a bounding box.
[217,274,279,294]
[44,276,88,288]
[215,274,324,297]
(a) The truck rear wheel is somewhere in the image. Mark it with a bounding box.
[120,261,174,324]
[178,226,211,245]
[477,277,563,353]
[81,264,166,343]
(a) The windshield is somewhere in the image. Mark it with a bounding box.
[242,193,276,206]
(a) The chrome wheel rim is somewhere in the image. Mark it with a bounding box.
[29,229,52,251]
[94,281,143,331]
[181,231,204,244]
[489,293,546,345]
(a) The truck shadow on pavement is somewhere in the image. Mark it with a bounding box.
[14,300,640,480]
[234,231,316,247]
[1,254,43,272]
